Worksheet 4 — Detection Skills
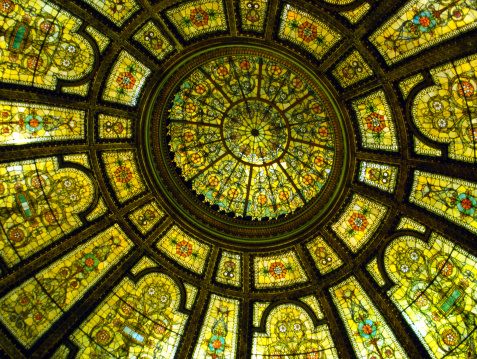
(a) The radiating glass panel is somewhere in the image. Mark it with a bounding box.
[385,233,477,358]
[370,0,477,64]
[410,171,477,234]
[0,157,94,267]
[330,276,409,359]
[192,294,240,358]
[0,101,85,145]
[332,50,373,88]
[412,54,477,162]
[0,224,132,348]
[70,272,187,358]
[0,0,94,89]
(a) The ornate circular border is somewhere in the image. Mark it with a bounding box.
[146,45,349,243]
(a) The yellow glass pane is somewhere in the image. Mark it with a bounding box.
[332,50,373,88]
[0,224,132,348]
[330,276,409,359]
[192,294,239,358]
[0,0,94,89]
[0,101,85,145]
[305,235,343,274]
[385,233,477,358]
[128,201,164,234]
[331,193,388,252]
[358,161,398,193]
[133,21,174,60]
[410,171,477,234]
[216,250,242,287]
[81,0,139,26]
[0,157,94,267]
[156,225,211,274]
[279,4,342,60]
[370,0,477,64]
[253,249,308,288]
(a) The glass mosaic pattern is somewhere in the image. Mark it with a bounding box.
[216,250,242,287]
[102,151,146,203]
[253,250,308,288]
[0,157,94,267]
[184,283,198,310]
[86,197,108,221]
[156,225,211,274]
[252,303,337,358]
[412,54,477,162]
[128,201,164,234]
[370,0,477,64]
[63,153,91,169]
[366,257,386,286]
[192,294,240,358]
[330,276,409,359]
[414,136,443,157]
[299,294,324,320]
[396,216,426,233]
[130,256,159,275]
[385,233,477,358]
[168,55,337,220]
[331,193,388,252]
[399,73,424,99]
[305,235,343,274]
[239,0,268,32]
[81,0,139,26]
[98,114,133,139]
[340,2,371,24]
[0,101,85,145]
[0,224,132,348]
[165,0,227,40]
[332,50,373,88]
[410,171,477,234]
[133,21,174,61]
[102,51,151,106]
[0,0,94,89]
[279,4,341,60]
[352,90,399,151]
[71,272,187,358]
[85,26,110,54]
[359,161,398,193]
[61,81,90,96]
[253,302,270,327]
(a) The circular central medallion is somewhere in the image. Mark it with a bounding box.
[222,100,289,165]
[149,47,347,238]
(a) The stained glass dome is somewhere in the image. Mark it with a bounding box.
[0,0,477,358]
[163,54,341,220]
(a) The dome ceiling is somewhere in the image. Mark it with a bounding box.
[0,0,476,358]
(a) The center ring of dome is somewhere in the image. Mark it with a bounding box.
[222,99,289,165]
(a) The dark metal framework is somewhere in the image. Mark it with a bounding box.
[0,0,476,358]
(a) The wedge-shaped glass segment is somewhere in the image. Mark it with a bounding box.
[331,193,388,252]
[279,4,341,60]
[102,151,146,203]
[253,249,308,288]
[216,250,242,287]
[385,233,477,358]
[165,0,227,40]
[332,50,373,88]
[81,0,139,26]
[358,161,398,193]
[370,0,477,64]
[410,171,477,234]
[133,21,174,60]
[0,224,132,348]
[70,272,187,358]
[102,51,151,106]
[352,90,399,151]
[156,225,211,274]
[331,276,409,359]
